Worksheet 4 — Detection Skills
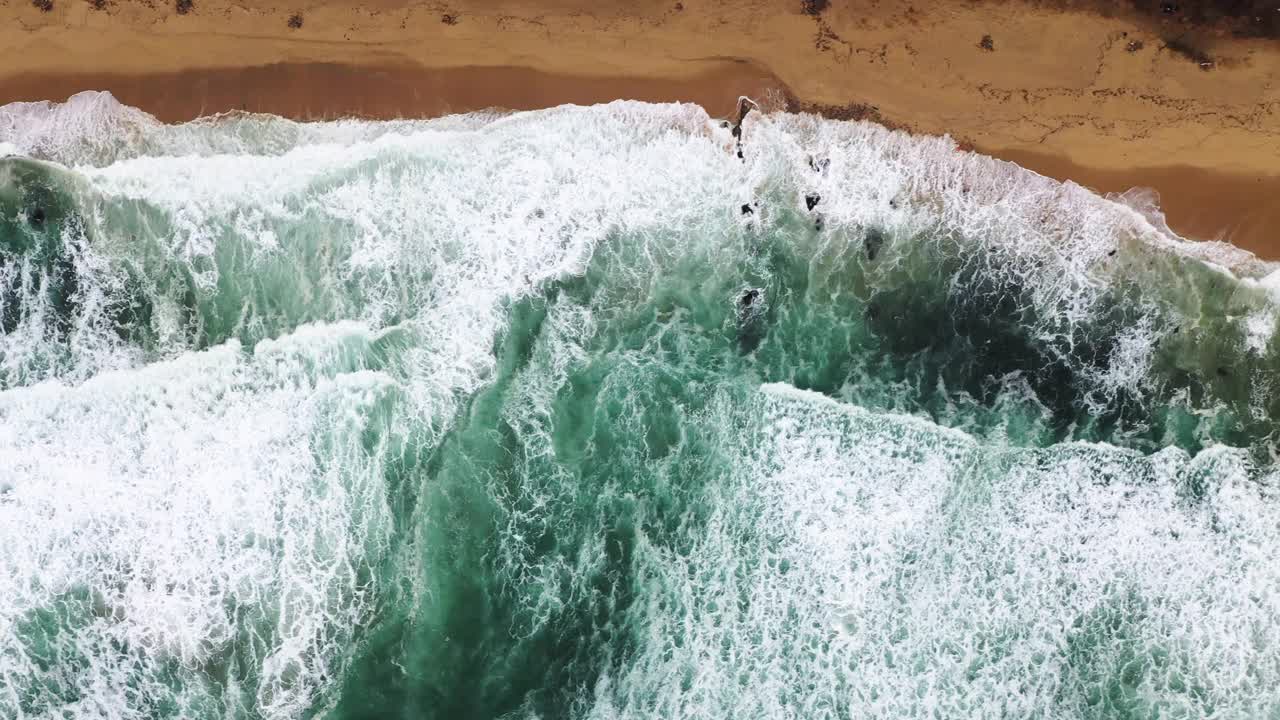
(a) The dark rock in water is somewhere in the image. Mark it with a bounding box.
[1,271,20,335]
[731,98,757,163]
[736,287,767,354]
[1,157,84,336]
[805,193,821,211]
[738,325,765,354]
[864,228,886,261]
[814,218,823,232]
[1,156,157,345]
[740,204,754,216]
[733,97,756,129]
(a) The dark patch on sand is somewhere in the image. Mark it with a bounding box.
[802,0,829,16]
[1163,34,1216,68]
[1021,0,1279,40]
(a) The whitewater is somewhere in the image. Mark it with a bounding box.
[2,91,1279,719]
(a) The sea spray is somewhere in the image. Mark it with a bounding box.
[1,93,1278,719]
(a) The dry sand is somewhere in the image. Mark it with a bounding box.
[0,0,1277,255]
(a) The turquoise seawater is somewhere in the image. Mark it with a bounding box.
[2,92,1280,719]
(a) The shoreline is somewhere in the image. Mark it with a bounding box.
[1,0,1276,256]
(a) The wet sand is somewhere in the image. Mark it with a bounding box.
[1,62,781,123]
[1000,149,1280,257]
[0,0,1276,256]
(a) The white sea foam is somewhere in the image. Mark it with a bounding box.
[0,98,735,718]
[0,328,396,719]
[588,384,1280,718]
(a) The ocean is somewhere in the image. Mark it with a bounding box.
[2,92,1279,719]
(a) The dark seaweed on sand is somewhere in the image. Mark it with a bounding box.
[801,0,828,16]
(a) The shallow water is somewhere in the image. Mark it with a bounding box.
[2,92,1279,719]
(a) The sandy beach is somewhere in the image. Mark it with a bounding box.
[1,0,1277,256]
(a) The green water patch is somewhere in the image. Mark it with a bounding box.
[321,205,1280,716]
[331,268,754,717]
[0,157,159,385]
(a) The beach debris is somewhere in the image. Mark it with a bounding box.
[805,193,821,211]
[979,34,994,51]
[87,0,107,9]
[1161,2,1178,14]
[32,0,53,11]
[288,12,303,29]
[175,0,192,15]
[441,13,458,25]
[1126,39,1145,52]
[801,0,828,16]
[674,2,683,10]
